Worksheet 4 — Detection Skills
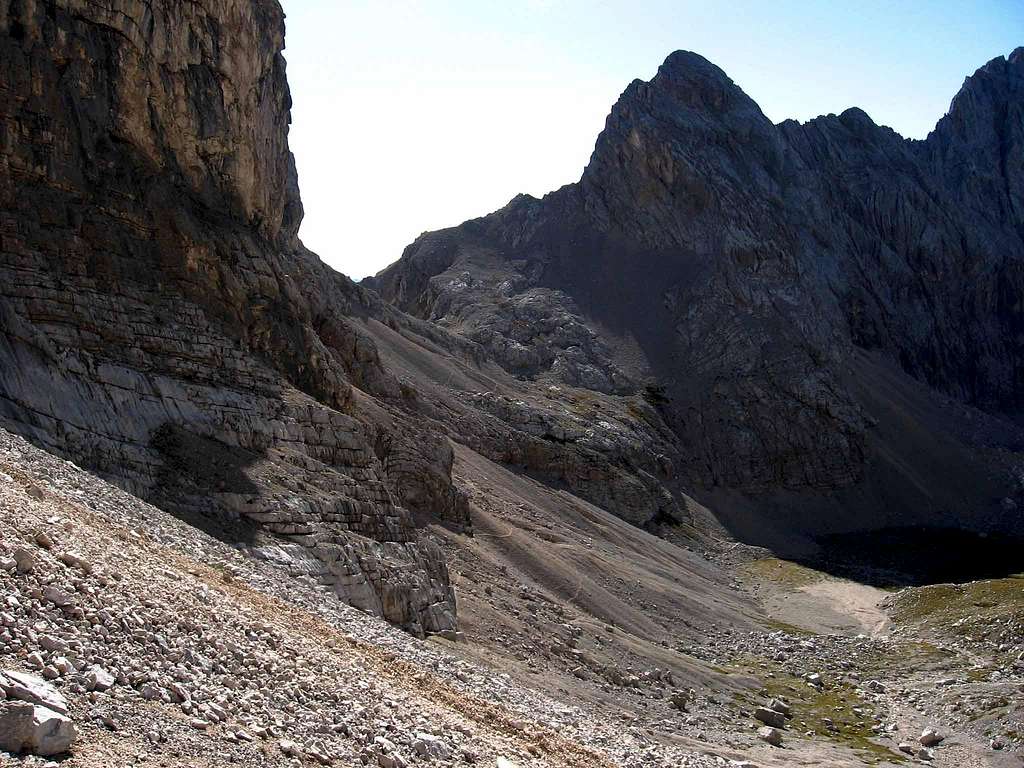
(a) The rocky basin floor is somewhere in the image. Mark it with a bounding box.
[1,423,1022,768]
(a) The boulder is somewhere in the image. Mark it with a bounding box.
[766,698,791,717]
[0,670,69,715]
[757,726,783,746]
[0,700,75,756]
[753,706,786,728]
[12,548,35,574]
[920,728,944,747]
[670,689,692,711]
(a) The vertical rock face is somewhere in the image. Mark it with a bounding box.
[0,0,463,635]
[371,49,1024,545]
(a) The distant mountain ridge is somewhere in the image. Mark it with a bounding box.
[369,48,1024,549]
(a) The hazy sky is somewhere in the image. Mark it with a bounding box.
[281,0,1024,280]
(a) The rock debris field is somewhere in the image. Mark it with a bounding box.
[3,424,1022,768]
[0,427,735,768]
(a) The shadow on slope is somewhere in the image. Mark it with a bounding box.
[798,526,1024,588]
[698,352,1024,561]
[151,423,266,547]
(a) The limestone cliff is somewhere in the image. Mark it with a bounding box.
[0,0,466,635]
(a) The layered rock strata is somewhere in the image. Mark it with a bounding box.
[0,0,462,635]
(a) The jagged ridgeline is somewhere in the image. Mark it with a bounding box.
[369,49,1024,551]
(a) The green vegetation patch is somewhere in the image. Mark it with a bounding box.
[888,577,1024,626]
[858,640,956,679]
[738,557,825,588]
[887,577,1024,660]
[750,671,906,764]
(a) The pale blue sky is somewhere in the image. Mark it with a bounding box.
[281,1,1024,279]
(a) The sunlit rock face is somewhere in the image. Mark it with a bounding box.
[371,49,1024,547]
[0,0,466,636]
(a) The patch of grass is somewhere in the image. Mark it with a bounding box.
[965,666,994,682]
[858,640,956,679]
[752,672,906,764]
[738,557,825,588]
[889,577,1024,625]
[763,618,819,637]
[888,577,1024,660]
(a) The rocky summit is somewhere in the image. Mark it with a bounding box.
[1,2,1023,767]
[371,48,1024,552]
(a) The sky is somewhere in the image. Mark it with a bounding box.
[281,0,1024,280]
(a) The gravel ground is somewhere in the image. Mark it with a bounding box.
[2,425,1021,768]
[0,427,729,768]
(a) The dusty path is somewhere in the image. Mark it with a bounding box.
[765,579,891,637]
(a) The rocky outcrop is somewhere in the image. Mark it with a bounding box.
[0,0,463,635]
[0,670,76,756]
[371,49,1024,545]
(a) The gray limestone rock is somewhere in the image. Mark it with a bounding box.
[0,701,76,757]
[370,48,1024,546]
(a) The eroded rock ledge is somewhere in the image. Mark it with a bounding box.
[0,0,463,635]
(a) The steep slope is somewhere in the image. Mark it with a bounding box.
[0,0,741,648]
[370,49,1024,551]
[0,427,673,768]
[0,0,470,635]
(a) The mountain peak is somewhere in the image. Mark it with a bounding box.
[638,49,752,116]
[930,47,1024,149]
[656,49,727,80]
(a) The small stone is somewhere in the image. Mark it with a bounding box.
[757,726,783,746]
[920,728,944,747]
[58,551,93,574]
[766,698,791,716]
[86,667,115,692]
[39,635,67,653]
[412,732,448,758]
[12,548,35,574]
[139,683,161,701]
[670,689,692,711]
[34,531,53,550]
[754,707,786,728]
[42,586,72,608]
